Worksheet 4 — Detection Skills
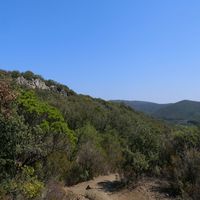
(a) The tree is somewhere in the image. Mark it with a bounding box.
[76,124,106,179]
[0,81,16,117]
[16,91,77,168]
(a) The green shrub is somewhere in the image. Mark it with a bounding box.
[1,166,44,200]
[11,71,21,79]
[21,179,44,199]
[45,152,70,181]
[122,149,149,183]
[170,149,200,200]
[22,71,43,80]
[65,162,88,185]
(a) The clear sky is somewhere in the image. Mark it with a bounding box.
[1,0,200,103]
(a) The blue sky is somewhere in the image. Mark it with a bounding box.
[1,0,200,103]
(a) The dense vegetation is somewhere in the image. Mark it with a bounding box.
[1,70,200,200]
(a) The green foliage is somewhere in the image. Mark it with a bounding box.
[44,79,56,87]
[21,71,43,81]
[19,166,44,199]
[10,71,21,79]
[0,85,77,198]
[18,91,76,145]
[100,132,123,171]
[44,152,70,181]
[172,127,200,152]
[169,150,200,200]
[65,162,89,185]
[0,81,16,117]
[0,113,28,180]
[22,180,43,199]
[75,124,107,180]
[128,125,161,163]
[4,166,44,199]
[18,91,64,124]
[160,126,200,199]
[122,149,149,182]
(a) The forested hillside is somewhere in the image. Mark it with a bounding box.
[116,100,200,124]
[153,100,200,124]
[1,70,200,200]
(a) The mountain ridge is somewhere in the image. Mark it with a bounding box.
[114,100,200,124]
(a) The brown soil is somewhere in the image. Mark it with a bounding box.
[65,174,177,200]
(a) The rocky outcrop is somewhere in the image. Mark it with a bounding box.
[16,76,70,96]
[16,76,49,90]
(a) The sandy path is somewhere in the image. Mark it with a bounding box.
[65,174,176,200]
[67,174,118,195]
[65,174,118,199]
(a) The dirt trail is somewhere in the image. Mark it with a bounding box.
[65,174,176,200]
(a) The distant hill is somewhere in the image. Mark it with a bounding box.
[114,100,200,124]
[113,100,169,115]
[154,100,200,124]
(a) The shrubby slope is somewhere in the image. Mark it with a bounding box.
[0,70,200,200]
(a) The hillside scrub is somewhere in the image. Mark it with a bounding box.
[0,70,200,200]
